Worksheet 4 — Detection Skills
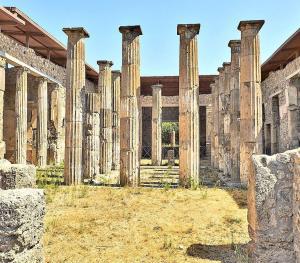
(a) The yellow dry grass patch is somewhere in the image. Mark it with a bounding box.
[44,186,249,263]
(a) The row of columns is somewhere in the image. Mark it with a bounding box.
[211,20,264,185]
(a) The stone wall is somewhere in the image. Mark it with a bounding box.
[249,148,300,262]
[0,188,45,263]
[262,56,300,153]
[0,32,96,89]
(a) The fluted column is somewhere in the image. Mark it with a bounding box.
[112,70,121,170]
[151,84,162,166]
[15,67,27,164]
[228,40,241,182]
[119,25,142,186]
[63,27,89,185]
[223,62,231,176]
[178,24,200,187]
[0,57,6,158]
[37,78,48,167]
[50,84,65,164]
[238,20,264,185]
[217,67,225,171]
[210,81,216,167]
[84,93,100,180]
[97,60,113,174]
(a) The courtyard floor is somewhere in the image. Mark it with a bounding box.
[43,167,249,263]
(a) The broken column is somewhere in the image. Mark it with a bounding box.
[0,189,45,262]
[84,93,100,180]
[217,67,225,171]
[112,70,121,170]
[151,84,162,166]
[63,27,89,185]
[170,130,176,147]
[238,20,264,185]
[97,60,113,174]
[37,78,48,167]
[228,40,241,182]
[119,25,142,186]
[0,57,6,158]
[177,24,200,187]
[15,66,28,164]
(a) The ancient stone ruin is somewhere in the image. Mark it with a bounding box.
[0,5,299,262]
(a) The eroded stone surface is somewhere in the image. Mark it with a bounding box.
[249,148,300,262]
[0,188,45,263]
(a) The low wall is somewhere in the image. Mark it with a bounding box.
[0,189,45,263]
[249,148,300,262]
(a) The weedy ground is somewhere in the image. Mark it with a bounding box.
[43,182,249,262]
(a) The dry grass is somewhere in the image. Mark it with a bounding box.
[44,186,249,263]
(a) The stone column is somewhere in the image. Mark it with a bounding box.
[217,67,225,171]
[287,77,299,149]
[119,25,142,186]
[50,84,65,165]
[178,24,200,187]
[170,130,176,147]
[97,60,113,174]
[37,78,48,167]
[210,82,216,167]
[0,57,6,158]
[112,70,121,170]
[151,84,162,166]
[238,20,264,185]
[212,77,220,169]
[228,40,241,182]
[63,27,89,185]
[15,67,27,164]
[84,93,100,180]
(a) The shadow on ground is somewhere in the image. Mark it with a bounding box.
[186,243,248,263]
[225,189,248,208]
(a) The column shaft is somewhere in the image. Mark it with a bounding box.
[0,58,6,158]
[37,78,48,167]
[178,24,200,187]
[151,84,162,166]
[238,20,264,185]
[119,25,142,186]
[63,27,89,185]
[228,40,241,182]
[15,67,27,164]
[98,60,113,174]
[112,70,121,170]
[84,93,100,179]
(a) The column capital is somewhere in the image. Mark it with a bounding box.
[15,66,28,73]
[177,24,200,37]
[228,40,241,53]
[36,76,48,83]
[112,70,121,76]
[223,62,231,68]
[97,60,113,67]
[217,67,224,73]
[0,57,6,68]
[238,20,265,32]
[151,84,163,90]
[63,27,90,39]
[119,25,143,39]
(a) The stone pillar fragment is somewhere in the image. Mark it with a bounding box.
[119,25,142,186]
[112,70,121,170]
[238,20,264,185]
[229,40,241,182]
[0,57,6,158]
[84,93,100,180]
[151,84,162,166]
[15,67,27,164]
[97,60,113,174]
[50,84,65,165]
[170,130,176,147]
[177,24,200,187]
[37,78,48,167]
[63,27,89,185]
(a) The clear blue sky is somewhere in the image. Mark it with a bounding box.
[2,0,300,76]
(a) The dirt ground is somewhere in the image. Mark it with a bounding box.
[44,186,249,263]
